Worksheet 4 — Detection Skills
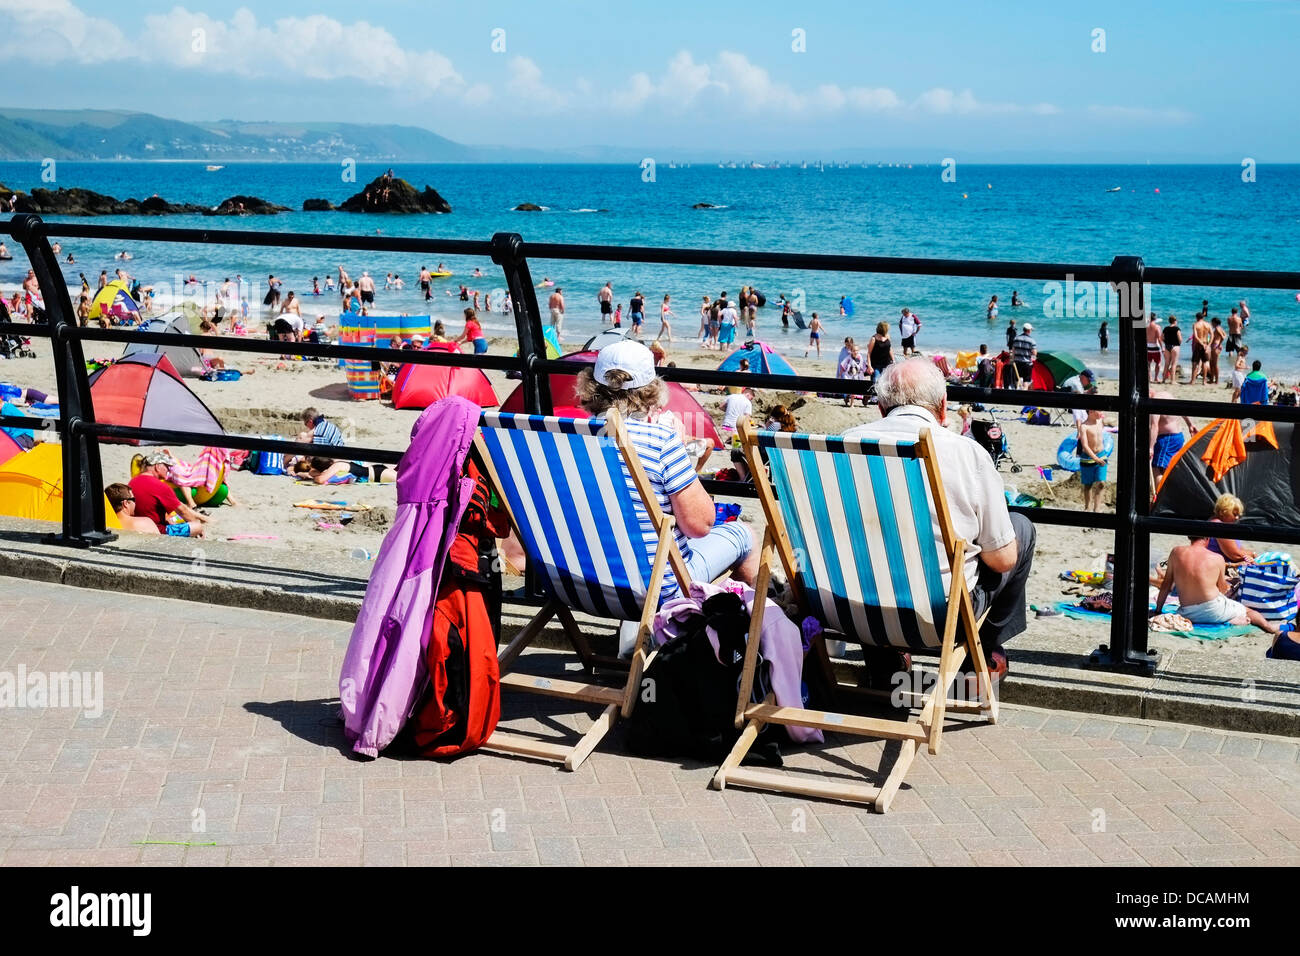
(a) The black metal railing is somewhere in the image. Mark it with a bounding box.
[4,212,1300,674]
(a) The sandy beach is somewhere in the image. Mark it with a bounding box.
[3,329,1284,661]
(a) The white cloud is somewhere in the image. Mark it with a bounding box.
[608,72,656,112]
[0,0,127,59]
[505,56,569,111]
[714,51,804,113]
[916,88,978,114]
[0,2,469,99]
[658,50,718,104]
[599,51,901,116]
[142,7,463,95]
[1087,105,1195,124]
[464,83,493,107]
[7,6,1184,131]
[914,87,1060,116]
[846,86,903,111]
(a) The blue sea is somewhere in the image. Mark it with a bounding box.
[2,161,1298,375]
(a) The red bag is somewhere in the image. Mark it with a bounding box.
[408,460,505,757]
[409,581,500,757]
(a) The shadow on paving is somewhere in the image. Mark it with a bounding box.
[245,698,355,757]
[0,527,368,601]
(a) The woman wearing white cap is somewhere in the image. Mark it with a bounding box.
[576,340,757,586]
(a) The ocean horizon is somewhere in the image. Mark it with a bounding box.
[3,160,1298,378]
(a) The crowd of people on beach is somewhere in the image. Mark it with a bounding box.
[10,254,1300,650]
[1142,299,1272,401]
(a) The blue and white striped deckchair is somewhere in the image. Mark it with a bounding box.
[711,418,997,811]
[474,408,692,771]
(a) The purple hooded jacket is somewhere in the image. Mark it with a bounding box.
[339,396,480,757]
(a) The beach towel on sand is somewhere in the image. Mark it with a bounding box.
[167,446,246,494]
[338,396,481,758]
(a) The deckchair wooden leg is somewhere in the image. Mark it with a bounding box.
[622,647,658,719]
[874,739,918,814]
[622,519,675,717]
[808,634,839,709]
[734,533,774,728]
[961,587,999,724]
[498,601,557,672]
[929,548,967,756]
[712,708,767,791]
[563,703,618,771]
[553,603,598,671]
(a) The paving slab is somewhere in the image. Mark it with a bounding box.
[1,519,1297,737]
[2,576,1300,866]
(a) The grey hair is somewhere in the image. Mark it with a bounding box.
[875,358,946,414]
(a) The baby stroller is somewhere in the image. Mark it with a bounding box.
[0,332,36,360]
[970,414,1022,473]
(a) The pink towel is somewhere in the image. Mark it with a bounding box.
[166,446,241,493]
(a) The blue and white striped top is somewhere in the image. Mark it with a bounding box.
[313,418,345,446]
[621,417,697,568]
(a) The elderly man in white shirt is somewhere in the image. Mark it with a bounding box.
[843,358,1035,685]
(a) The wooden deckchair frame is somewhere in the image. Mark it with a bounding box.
[474,407,692,771]
[712,417,998,812]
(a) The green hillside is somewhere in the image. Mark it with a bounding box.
[0,108,483,162]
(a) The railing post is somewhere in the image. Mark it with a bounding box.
[9,214,115,547]
[489,231,552,606]
[1091,255,1156,671]
[490,231,552,414]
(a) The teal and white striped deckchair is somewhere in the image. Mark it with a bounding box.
[474,408,691,771]
[712,418,997,811]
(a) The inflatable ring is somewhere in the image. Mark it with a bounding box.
[1056,433,1114,473]
[192,479,228,507]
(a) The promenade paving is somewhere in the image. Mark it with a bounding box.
[2,576,1299,867]
[4,518,1297,737]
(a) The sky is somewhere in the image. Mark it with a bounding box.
[4,0,1299,160]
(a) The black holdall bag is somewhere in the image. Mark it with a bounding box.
[625,591,782,766]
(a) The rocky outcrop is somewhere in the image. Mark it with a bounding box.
[339,174,451,213]
[513,202,545,211]
[1,185,206,215]
[204,195,290,216]
[0,183,289,217]
[301,198,336,211]
[692,202,722,209]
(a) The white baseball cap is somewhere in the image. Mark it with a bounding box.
[1022,323,1034,332]
[593,340,656,390]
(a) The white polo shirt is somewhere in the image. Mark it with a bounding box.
[843,405,1016,588]
[721,392,752,429]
